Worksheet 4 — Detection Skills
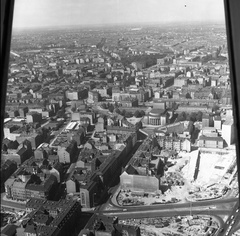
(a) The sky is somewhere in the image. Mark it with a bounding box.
[13,0,225,29]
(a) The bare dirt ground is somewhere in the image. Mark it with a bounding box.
[118,146,237,205]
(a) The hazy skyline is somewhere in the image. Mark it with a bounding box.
[13,0,225,29]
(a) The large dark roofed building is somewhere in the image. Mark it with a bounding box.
[24,198,81,236]
[1,224,18,236]
[24,224,60,236]
[5,160,58,201]
[79,215,140,236]
[0,159,17,191]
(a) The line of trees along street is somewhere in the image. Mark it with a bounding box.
[176,111,203,122]
[121,54,167,68]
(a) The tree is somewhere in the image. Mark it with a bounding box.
[191,128,200,143]
[114,108,121,114]
[108,104,114,113]
[186,114,191,121]
[188,122,194,135]
[212,104,220,112]
[139,110,145,117]
[189,112,197,122]
[57,109,65,118]
[101,103,107,109]
[121,109,126,117]
[134,110,141,118]
[43,99,48,108]
[211,87,215,94]
[186,92,191,99]
[99,73,107,78]
[172,102,178,110]
[176,112,186,122]
[125,112,133,118]
[156,159,165,177]
[114,102,118,108]
[196,111,203,121]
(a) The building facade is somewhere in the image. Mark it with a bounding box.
[198,136,224,149]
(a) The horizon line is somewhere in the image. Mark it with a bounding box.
[12,19,226,31]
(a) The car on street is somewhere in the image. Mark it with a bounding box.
[230,220,235,226]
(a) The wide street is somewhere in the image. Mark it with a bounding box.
[100,196,237,214]
[1,193,26,211]
[96,194,240,235]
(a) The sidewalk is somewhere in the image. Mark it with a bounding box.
[1,193,27,206]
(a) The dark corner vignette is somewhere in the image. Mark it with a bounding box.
[1,0,15,142]
[224,0,240,204]
[1,0,240,236]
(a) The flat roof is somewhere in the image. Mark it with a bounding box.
[223,119,233,126]
[4,118,12,123]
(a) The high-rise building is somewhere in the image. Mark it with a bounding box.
[222,119,234,146]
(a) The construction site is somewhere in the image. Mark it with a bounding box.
[117,145,238,206]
